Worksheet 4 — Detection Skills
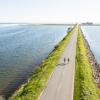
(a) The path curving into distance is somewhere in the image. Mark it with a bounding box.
[39,26,78,100]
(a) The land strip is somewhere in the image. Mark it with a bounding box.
[40,26,78,100]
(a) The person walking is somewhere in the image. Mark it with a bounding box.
[64,58,66,63]
[68,58,69,63]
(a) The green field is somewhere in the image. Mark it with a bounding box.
[74,26,100,100]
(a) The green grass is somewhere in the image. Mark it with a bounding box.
[10,25,77,100]
[74,26,100,100]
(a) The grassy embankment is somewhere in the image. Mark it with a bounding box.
[74,26,100,100]
[10,25,76,100]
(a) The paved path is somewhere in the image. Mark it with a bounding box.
[40,29,78,100]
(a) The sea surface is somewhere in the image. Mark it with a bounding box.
[82,25,100,64]
[0,24,71,97]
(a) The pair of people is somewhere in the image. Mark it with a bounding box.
[64,57,69,63]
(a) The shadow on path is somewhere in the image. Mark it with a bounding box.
[57,62,69,66]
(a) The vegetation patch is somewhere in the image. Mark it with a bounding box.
[74,26,100,100]
[10,26,76,100]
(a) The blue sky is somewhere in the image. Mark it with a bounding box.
[0,0,100,23]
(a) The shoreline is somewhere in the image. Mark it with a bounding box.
[80,28,100,88]
[0,29,72,100]
[0,26,75,100]
[9,26,76,100]
[74,26,100,100]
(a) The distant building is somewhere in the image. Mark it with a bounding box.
[81,22,93,25]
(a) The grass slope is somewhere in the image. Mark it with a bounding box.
[10,25,76,100]
[74,26,100,100]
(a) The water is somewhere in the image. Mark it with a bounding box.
[0,24,70,97]
[82,25,100,64]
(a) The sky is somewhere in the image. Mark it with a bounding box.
[0,0,100,23]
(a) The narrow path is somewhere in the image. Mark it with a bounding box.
[39,29,78,100]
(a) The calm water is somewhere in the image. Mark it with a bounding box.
[82,26,100,64]
[0,24,70,96]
